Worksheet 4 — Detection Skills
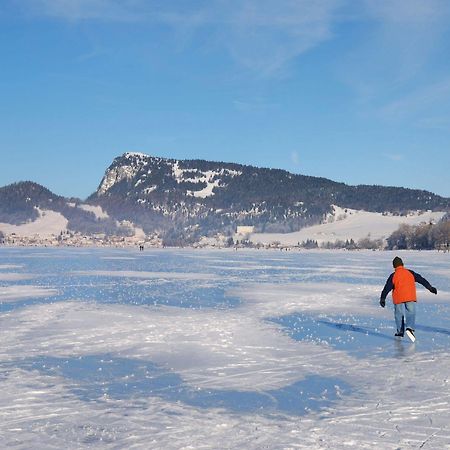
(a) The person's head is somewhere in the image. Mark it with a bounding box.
[393,256,404,268]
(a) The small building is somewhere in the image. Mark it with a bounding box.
[236,226,255,235]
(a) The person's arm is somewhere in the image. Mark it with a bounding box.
[380,273,394,307]
[410,270,437,294]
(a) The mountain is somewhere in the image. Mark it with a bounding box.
[1,154,449,245]
[86,152,450,244]
[0,181,64,225]
[0,181,129,236]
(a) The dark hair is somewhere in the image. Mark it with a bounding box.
[393,256,404,268]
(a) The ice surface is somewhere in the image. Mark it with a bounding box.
[1,247,450,448]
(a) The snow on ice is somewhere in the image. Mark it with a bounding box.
[0,247,450,448]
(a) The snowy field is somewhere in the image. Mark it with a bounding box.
[250,207,446,246]
[1,247,450,449]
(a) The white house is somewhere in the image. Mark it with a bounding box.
[236,226,255,235]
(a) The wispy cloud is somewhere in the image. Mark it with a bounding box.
[384,153,404,162]
[364,0,450,81]
[416,116,450,131]
[337,0,450,124]
[291,150,300,166]
[18,0,147,22]
[14,0,345,76]
[75,45,109,63]
[365,0,450,24]
[380,78,450,120]
[216,0,344,76]
[12,0,450,87]
[232,97,277,113]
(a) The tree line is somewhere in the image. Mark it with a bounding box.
[386,216,450,250]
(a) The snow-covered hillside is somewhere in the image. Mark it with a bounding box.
[250,206,446,246]
[0,208,68,237]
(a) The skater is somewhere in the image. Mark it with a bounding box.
[379,256,437,341]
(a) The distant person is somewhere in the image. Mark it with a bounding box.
[379,256,437,341]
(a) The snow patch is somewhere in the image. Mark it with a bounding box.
[172,161,184,181]
[186,169,242,198]
[0,208,68,238]
[189,171,221,198]
[124,152,149,159]
[0,285,58,302]
[0,273,34,281]
[77,204,109,219]
[143,185,157,195]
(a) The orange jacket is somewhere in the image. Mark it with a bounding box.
[380,266,434,305]
[392,266,416,304]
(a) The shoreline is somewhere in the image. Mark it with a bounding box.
[1,243,448,253]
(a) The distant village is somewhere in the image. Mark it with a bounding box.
[1,223,449,252]
[0,225,297,250]
[0,229,161,249]
[0,226,267,250]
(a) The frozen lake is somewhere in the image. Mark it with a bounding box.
[1,247,450,449]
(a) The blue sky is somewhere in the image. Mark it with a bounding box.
[1,0,450,199]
